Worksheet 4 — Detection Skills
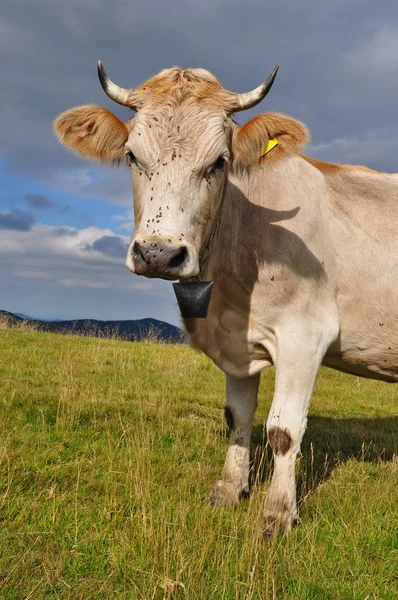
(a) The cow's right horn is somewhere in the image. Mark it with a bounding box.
[231,65,280,113]
[97,61,134,108]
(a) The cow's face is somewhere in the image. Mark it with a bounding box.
[123,103,232,279]
[54,64,280,280]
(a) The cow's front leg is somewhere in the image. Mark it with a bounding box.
[264,330,330,536]
[206,374,260,506]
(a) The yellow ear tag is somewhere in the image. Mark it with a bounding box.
[260,137,278,157]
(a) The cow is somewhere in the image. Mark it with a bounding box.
[54,62,398,536]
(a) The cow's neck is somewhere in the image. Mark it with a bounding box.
[230,153,308,211]
[209,154,307,273]
[183,153,322,375]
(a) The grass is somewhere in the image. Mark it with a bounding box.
[0,320,397,599]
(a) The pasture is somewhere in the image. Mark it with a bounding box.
[0,321,396,599]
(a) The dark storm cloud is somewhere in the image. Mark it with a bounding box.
[0,209,35,231]
[23,194,73,214]
[1,0,398,185]
[53,226,78,237]
[90,235,129,258]
[24,193,54,209]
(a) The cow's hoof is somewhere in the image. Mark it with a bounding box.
[262,511,298,538]
[263,524,276,539]
[262,516,288,538]
[206,480,245,506]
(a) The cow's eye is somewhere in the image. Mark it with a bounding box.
[206,155,226,176]
[125,150,142,169]
[213,156,226,171]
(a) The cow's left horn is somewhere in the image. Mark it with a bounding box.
[231,65,280,112]
[97,61,134,107]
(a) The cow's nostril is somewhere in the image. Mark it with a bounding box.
[168,246,188,269]
[133,241,146,262]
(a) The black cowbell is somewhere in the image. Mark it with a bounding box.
[172,281,213,318]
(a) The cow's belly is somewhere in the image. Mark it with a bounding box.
[323,354,398,382]
[324,294,398,383]
[189,315,398,381]
[324,334,398,382]
[184,310,273,378]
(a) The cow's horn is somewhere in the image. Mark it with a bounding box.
[97,61,133,107]
[232,65,280,112]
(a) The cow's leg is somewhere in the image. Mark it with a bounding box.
[263,332,329,536]
[206,373,260,506]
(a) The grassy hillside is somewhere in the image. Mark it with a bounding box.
[0,322,397,599]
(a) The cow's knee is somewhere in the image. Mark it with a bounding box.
[268,426,293,456]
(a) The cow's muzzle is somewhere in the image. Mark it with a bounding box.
[126,239,194,280]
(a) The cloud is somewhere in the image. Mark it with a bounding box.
[346,26,398,72]
[59,278,113,289]
[6,193,73,215]
[15,270,53,279]
[0,222,144,289]
[0,222,126,264]
[0,221,176,323]
[2,0,398,324]
[0,209,35,231]
[2,0,398,187]
[53,226,79,237]
[90,235,129,259]
[112,208,135,232]
[24,193,54,209]
[48,168,133,207]
[310,126,398,172]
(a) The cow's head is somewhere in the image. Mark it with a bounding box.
[54,63,307,280]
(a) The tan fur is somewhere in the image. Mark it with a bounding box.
[233,113,310,166]
[302,155,383,175]
[53,104,129,163]
[132,67,237,112]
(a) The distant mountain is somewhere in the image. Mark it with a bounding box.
[15,313,73,322]
[0,310,183,343]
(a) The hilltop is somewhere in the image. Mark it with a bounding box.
[0,309,182,343]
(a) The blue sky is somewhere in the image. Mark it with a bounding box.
[1,0,398,325]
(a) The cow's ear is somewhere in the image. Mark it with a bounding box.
[53,104,129,163]
[232,112,310,166]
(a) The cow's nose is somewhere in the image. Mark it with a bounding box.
[132,240,189,279]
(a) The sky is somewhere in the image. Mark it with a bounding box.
[1,0,398,325]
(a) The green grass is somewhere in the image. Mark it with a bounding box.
[0,322,397,599]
